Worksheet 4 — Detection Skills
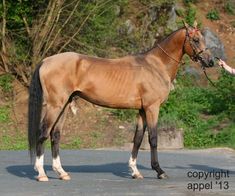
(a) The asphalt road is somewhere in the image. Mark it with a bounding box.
[0,148,234,196]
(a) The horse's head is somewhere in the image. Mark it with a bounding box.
[183,21,215,68]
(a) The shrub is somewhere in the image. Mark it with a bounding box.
[109,109,137,122]
[206,9,220,21]
[206,70,235,121]
[159,68,235,148]
[183,0,198,5]
[225,1,235,15]
[185,6,197,26]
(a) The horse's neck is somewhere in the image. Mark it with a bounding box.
[146,29,186,81]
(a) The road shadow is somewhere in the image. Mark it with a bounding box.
[165,164,235,175]
[6,162,151,180]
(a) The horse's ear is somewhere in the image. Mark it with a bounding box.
[183,21,189,29]
[193,21,198,28]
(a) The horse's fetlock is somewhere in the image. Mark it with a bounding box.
[52,166,59,171]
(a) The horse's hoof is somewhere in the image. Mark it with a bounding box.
[158,173,168,179]
[132,173,144,179]
[60,173,71,181]
[37,175,49,182]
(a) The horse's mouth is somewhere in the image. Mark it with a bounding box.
[203,58,215,68]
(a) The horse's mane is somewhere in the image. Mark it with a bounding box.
[138,27,186,55]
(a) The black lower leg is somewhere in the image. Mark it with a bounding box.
[132,126,145,159]
[131,110,146,159]
[36,123,49,157]
[36,138,47,157]
[51,129,60,158]
[148,127,165,177]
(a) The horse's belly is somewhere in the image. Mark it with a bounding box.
[80,88,141,109]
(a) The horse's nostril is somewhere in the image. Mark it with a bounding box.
[209,59,214,67]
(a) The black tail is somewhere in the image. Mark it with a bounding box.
[28,62,43,162]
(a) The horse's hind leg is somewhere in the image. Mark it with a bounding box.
[50,106,71,180]
[34,106,50,181]
[34,103,70,181]
[129,109,146,179]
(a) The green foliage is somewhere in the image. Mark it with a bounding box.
[224,1,235,15]
[206,9,220,21]
[214,125,235,148]
[5,0,32,29]
[139,0,174,6]
[206,70,235,121]
[183,0,198,5]
[185,6,197,26]
[0,106,10,123]
[0,74,13,92]
[110,109,137,122]
[3,0,48,67]
[159,69,235,149]
[0,131,27,150]
[61,137,82,149]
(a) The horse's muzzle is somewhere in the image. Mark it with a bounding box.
[208,58,215,67]
[200,56,215,68]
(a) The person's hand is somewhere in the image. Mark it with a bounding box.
[218,59,225,68]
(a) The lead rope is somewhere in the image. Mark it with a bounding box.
[202,57,224,89]
[202,67,218,88]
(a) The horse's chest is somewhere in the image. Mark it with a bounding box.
[140,78,171,106]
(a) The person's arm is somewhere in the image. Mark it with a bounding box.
[218,59,235,75]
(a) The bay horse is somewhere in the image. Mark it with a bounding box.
[28,21,214,181]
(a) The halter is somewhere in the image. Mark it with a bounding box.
[157,27,217,87]
[185,28,219,87]
[157,27,211,68]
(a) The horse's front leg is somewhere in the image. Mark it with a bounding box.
[129,109,146,179]
[145,103,168,179]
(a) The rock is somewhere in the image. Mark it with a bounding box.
[202,27,226,60]
[119,19,136,35]
[148,6,158,22]
[140,128,184,150]
[125,19,135,35]
[167,6,178,31]
[183,67,200,79]
[113,5,121,16]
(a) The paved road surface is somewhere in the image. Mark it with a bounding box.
[0,148,234,196]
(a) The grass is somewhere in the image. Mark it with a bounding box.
[61,137,82,149]
[0,131,27,150]
[0,105,10,123]
[90,131,103,148]
[0,74,13,93]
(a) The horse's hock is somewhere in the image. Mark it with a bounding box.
[140,128,184,150]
